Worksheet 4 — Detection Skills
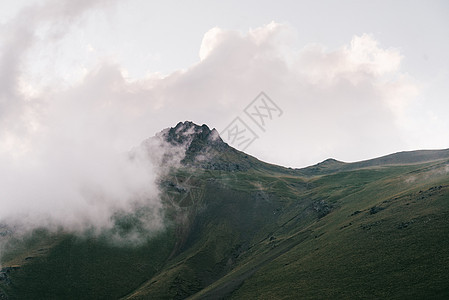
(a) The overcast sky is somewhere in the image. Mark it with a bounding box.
[1,0,449,229]
[1,0,449,167]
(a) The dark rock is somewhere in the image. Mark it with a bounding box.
[201,161,248,172]
[0,266,20,273]
[312,200,332,218]
[157,121,253,172]
[397,222,409,229]
[0,287,8,299]
[339,222,352,230]
[360,221,382,230]
[369,206,384,215]
[397,219,415,229]
[0,267,19,286]
[161,181,188,193]
[164,121,226,161]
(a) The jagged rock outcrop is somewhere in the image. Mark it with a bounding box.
[158,121,250,171]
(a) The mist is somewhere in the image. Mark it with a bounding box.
[0,0,176,237]
[0,0,444,238]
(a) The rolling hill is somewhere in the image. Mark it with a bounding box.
[1,121,448,299]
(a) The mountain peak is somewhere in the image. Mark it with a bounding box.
[157,121,227,164]
[318,158,343,165]
[164,121,220,145]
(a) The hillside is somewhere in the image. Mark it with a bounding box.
[1,121,449,299]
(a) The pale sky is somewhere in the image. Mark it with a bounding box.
[1,0,448,166]
[1,0,449,229]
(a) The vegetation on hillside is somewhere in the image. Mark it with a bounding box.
[1,122,448,299]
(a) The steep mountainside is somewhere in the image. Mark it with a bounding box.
[1,121,449,299]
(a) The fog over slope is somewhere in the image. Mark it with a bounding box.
[0,0,160,234]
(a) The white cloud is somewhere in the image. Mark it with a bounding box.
[199,27,223,61]
[347,34,402,75]
[0,1,441,235]
[170,24,421,165]
[0,0,166,235]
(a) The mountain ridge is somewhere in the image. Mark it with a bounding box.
[162,120,449,175]
[301,148,449,175]
[1,121,449,299]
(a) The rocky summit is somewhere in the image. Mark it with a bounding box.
[163,121,226,162]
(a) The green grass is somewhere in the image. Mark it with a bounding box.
[1,153,449,299]
[1,227,176,299]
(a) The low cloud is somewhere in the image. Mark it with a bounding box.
[0,1,437,238]
[0,0,167,237]
[404,163,449,185]
[144,23,420,166]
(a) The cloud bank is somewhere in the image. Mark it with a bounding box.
[0,0,168,234]
[0,1,439,233]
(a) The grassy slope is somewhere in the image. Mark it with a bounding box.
[193,160,449,299]
[126,158,449,299]
[0,229,176,299]
[1,151,449,299]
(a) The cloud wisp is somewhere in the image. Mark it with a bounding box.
[0,0,172,238]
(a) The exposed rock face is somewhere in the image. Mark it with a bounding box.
[312,200,333,218]
[158,121,250,172]
[163,121,226,163]
[164,121,221,146]
[0,266,21,286]
[0,224,13,237]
